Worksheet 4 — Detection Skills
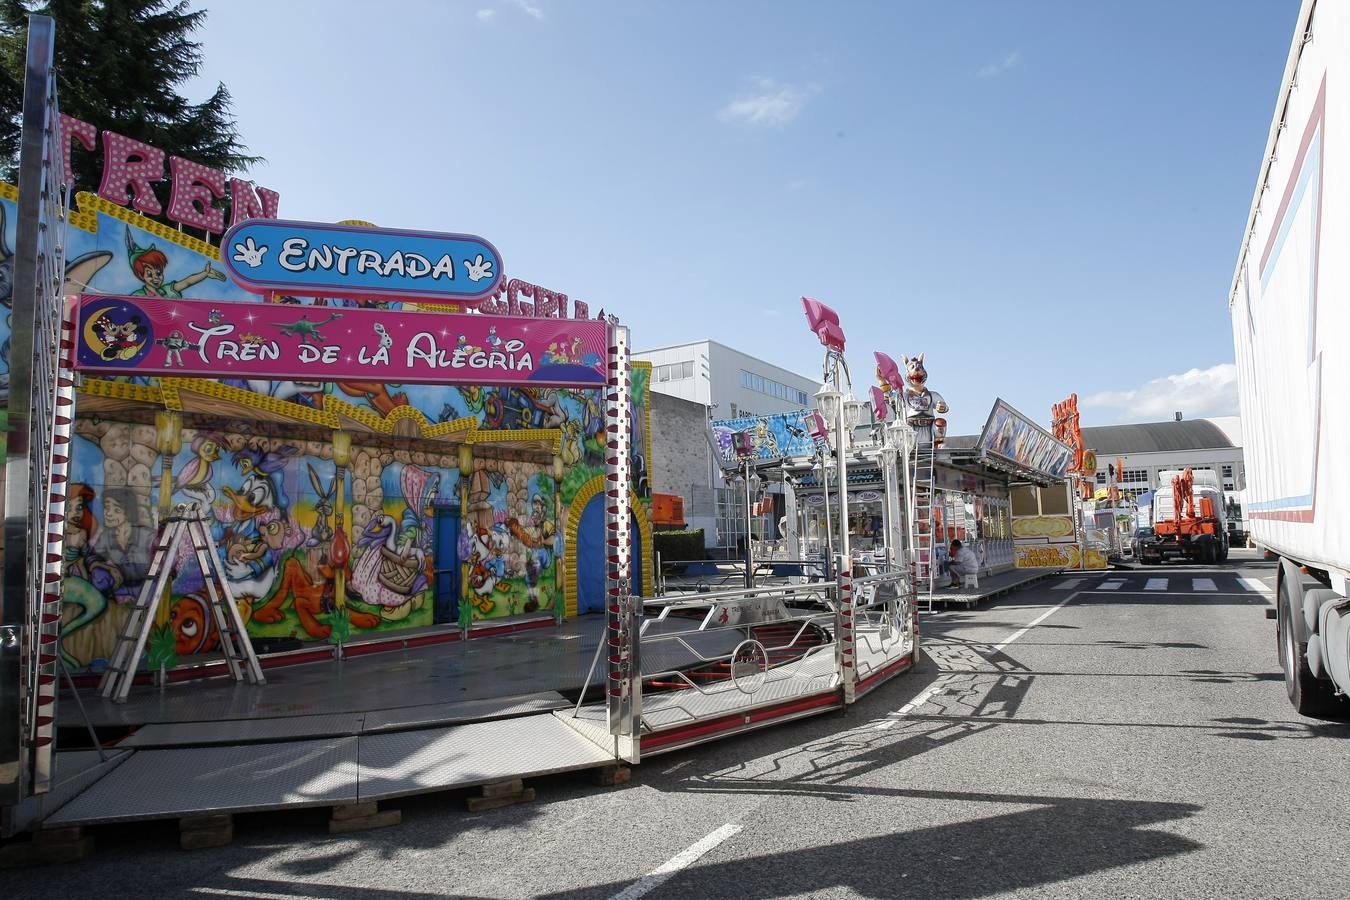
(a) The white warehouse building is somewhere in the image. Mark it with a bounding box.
[634,340,820,553]
[1082,416,1246,496]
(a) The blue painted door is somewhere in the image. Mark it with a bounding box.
[577,496,643,614]
[433,508,460,624]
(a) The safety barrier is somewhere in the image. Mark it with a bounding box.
[565,569,915,760]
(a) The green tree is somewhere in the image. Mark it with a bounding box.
[0,0,259,189]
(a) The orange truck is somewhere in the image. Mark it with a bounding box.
[1143,468,1228,564]
[651,493,686,529]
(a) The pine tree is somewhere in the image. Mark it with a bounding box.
[0,0,259,190]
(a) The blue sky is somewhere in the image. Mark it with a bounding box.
[188,1,1297,434]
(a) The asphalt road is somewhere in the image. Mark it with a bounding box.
[9,549,1349,899]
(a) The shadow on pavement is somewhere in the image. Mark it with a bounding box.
[543,788,1203,900]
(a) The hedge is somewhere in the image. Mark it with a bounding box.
[654,529,706,563]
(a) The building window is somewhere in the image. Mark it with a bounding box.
[1121,468,1150,486]
[1221,465,1233,479]
[715,488,746,548]
[741,369,810,407]
[655,360,694,383]
[1096,473,1107,484]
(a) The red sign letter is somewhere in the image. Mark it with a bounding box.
[167,156,227,233]
[227,178,280,228]
[98,131,166,214]
[60,114,97,188]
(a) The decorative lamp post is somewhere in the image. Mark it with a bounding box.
[331,430,352,618]
[801,296,856,700]
[457,443,474,635]
[813,380,849,568]
[153,410,182,629]
[553,453,565,623]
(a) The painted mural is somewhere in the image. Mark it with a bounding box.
[2,186,652,672]
[710,409,818,466]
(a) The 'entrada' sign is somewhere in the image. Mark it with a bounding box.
[72,296,605,388]
[220,219,504,305]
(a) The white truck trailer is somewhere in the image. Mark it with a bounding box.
[1230,0,1350,715]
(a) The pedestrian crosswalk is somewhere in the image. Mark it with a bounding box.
[1049,573,1276,594]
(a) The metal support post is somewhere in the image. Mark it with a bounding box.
[3,15,68,825]
[836,557,856,703]
[604,325,639,761]
[742,461,755,588]
[819,451,834,581]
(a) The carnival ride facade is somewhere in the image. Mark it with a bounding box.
[1,17,924,835]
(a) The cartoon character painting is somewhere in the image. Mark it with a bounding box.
[277,312,342,346]
[91,308,149,361]
[222,442,298,528]
[126,226,224,298]
[507,492,557,613]
[174,432,225,509]
[349,464,435,621]
[156,329,198,367]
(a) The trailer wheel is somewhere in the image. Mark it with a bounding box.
[1277,577,1342,717]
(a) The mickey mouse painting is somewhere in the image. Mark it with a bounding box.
[82,302,152,365]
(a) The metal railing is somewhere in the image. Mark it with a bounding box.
[571,571,914,730]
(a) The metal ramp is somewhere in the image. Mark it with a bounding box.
[115,690,571,748]
[45,711,613,826]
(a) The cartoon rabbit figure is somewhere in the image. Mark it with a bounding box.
[306,463,336,549]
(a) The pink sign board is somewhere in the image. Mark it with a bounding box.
[72,296,609,388]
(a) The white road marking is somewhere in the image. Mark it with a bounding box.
[994,594,1078,652]
[872,592,1079,730]
[876,683,947,728]
[1239,577,1272,594]
[1052,578,1084,591]
[1099,580,1124,591]
[191,891,329,900]
[610,823,743,900]
[1145,578,1168,591]
[1193,578,1217,592]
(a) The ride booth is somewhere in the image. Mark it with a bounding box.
[940,398,1101,571]
[0,194,654,679]
[0,21,912,833]
[0,19,664,836]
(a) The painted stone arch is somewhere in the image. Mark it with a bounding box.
[564,475,653,616]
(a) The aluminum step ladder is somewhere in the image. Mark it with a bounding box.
[98,504,264,703]
[911,437,937,612]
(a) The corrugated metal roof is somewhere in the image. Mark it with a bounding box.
[1079,420,1235,453]
[944,418,1235,455]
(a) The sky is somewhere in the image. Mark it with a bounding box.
[185,0,1299,435]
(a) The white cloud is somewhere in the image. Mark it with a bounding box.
[512,0,544,19]
[1082,364,1239,423]
[476,8,496,22]
[719,78,817,127]
[976,51,1021,78]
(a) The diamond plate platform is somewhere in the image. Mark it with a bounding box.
[117,713,366,748]
[46,738,360,825]
[357,715,615,802]
[116,691,571,748]
[928,567,1063,606]
[361,691,569,733]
